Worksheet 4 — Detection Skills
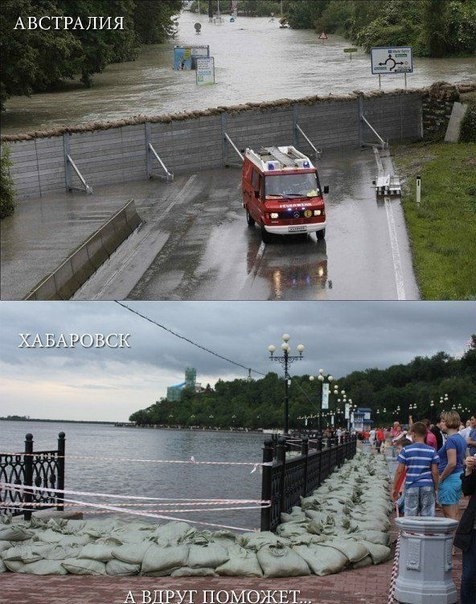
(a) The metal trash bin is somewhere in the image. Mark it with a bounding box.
[394,517,458,604]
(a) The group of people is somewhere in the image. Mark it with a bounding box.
[390,411,476,604]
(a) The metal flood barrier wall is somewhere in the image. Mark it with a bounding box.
[4,91,423,200]
[260,433,357,532]
[0,432,65,521]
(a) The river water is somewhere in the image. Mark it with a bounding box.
[0,421,266,532]
[2,10,475,135]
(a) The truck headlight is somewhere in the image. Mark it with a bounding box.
[314,210,322,216]
[270,213,279,219]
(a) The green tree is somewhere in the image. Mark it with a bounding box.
[286,0,326,29]
[0,0,81,109]
[0,146,15,219]
[420,0,448,57]
[0,0,182,107]
[133,0,181,44]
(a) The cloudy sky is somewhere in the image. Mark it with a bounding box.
[0,301,474,422]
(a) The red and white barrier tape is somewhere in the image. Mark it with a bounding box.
[0,482,270,532]
[387,502,401,604]
[0,453,271,471]
[1,482,268,504]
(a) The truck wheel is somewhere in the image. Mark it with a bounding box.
[261,226,272,244]
[246,210,255,226]
[316,229,326,241]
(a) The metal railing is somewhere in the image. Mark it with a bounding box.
[0,432,65,520]
[260,433,357,531]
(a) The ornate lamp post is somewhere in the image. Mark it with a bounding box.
[348,401,357,432]
[268,334,304,435]
[309,369,335,433]
[338,389,347,430]
[439,393,449,410]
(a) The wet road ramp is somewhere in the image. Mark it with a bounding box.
[79,149,418,301]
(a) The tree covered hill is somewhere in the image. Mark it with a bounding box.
[129,335,476,430]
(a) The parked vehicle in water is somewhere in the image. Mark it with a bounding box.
[242,146,328,243]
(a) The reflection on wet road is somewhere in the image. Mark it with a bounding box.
[74,148,419,301]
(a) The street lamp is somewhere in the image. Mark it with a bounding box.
[337,389,347,430]
[348,401,357,432]
[309,369,335,433]
[268,334,304,435]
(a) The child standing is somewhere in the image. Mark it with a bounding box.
[392,421,440,516]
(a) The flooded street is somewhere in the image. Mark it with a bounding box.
[2,9,473,300]
[2,10,475,135]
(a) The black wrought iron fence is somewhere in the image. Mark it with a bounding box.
[260,432,357,531]
[0,432,65,520]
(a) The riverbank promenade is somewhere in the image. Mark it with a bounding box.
[0,539,464,604]
[0,449,465,604]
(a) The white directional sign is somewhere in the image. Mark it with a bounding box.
[196,57,215,86]
[371,47,413,74]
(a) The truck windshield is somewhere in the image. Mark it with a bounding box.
[265,172,319,197]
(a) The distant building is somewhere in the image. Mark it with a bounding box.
[185,367,196,389]
[167,367,201,401]
[352,407,373,432]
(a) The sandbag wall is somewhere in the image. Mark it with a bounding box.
[0,452,394,578]
[3,90,424,200]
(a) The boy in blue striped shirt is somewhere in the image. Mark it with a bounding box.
[392,421,440,516]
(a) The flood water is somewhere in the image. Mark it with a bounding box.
[2,10,475,135]
[0,420,266,532]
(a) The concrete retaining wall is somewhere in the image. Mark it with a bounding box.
[4,90,425,200]
[25,200,142,300]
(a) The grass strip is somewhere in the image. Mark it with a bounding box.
[392,141,476,300]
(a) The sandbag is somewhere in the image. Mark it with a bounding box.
[0,525,35,542]
[352,554,373,569]
[152,522,195,545]
[280,507,307,523]
[187,543,229,569]
[4,559,68,575]
[256,544,310,577]
[304,510,334,524]
[106,559,140,576]
[141,544,189,576]
[62,557,106,575]
[0,541,13,554]
[300,495,321,510]
[320,538,369,563]
[43,544,83,560]
[293,544,348,576]
[352,530,389,546]
[237,531,289,551]
[216,545,263,577]
[112,542,153,564]
[35,529,91,546]
[354,539,391,564]
[2,542,53,563]
[79,542,116,562]
[286,533,327,546]
[276,522,309,539]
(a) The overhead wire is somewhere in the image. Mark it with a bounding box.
[114,301,266,377]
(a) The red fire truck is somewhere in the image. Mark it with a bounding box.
[242,146,328,243]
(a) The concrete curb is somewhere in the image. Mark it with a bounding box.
[24,200,142,300]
